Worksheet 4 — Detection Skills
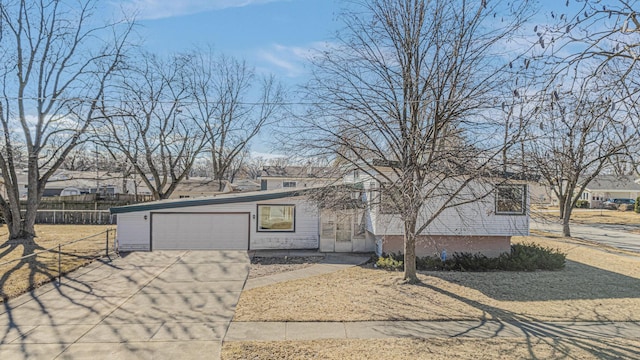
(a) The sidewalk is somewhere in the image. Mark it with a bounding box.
[244,251,371,290]
[225,320,640,341]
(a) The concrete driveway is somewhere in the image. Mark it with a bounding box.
[0,250,249,359]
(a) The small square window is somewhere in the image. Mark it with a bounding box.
[496,184,526,215]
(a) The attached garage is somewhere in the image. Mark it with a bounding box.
[151,213,249,250]
[111,188,320,252]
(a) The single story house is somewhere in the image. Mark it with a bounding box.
[577,175,640,208]
[111,175,529,257]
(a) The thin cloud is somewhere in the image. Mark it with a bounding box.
[118,0,288,20]
[257,42,336,78]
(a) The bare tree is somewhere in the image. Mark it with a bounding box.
[245,155,268,180]
[541,0,640,79]
[527,0,640,234]
[188,50,285,190]
[0,0,131,240]
[99,52,206,200]
[525,70,638,236]
[289,0,534,282]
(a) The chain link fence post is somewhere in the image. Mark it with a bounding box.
[106,229,109,257]
[58,244,61,285]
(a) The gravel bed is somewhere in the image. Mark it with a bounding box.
[248,256,325,279]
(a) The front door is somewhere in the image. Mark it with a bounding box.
[319,211,353,252]
[334,215,353,252]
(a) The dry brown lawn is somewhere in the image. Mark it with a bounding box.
[0,225,114,301]
[535,208,640,227]
[229,235,640,358]
[234,235,640,323]
[222,338,640,360]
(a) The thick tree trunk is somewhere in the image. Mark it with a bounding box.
[561,198,572,237]
[562,222,571,237]
[403,219,419,283]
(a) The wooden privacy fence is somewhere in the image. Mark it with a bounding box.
[34,210,114,225]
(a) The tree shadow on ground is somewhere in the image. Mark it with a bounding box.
[423,259,640,302]
[1,249,247,358]
[409,280,640,360]
[0,236,116,350]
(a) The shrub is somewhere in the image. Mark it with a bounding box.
[506,243,566,271]
[374,243,566,272]
[575,200,590,208]
[375,253,403,270]
[635,196,640,213]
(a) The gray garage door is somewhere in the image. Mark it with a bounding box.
[151,213,249,250]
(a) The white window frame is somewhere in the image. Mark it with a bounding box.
[257,204,296,232]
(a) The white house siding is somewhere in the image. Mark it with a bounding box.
[115,197,319,251]
[116,212,152,251]
[374,197,529,237]
[263,178,336,191]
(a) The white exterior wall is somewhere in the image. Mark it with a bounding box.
[374,196,529,236]
[350,171,529,237]
[115,197,319,251]
[263,178,336,190]
[116,212,152,251]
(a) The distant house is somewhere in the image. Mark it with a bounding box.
[169,178,233,199]
[231,179,261,192]
[578,175,640,208]
[43,171,120,197]
[258,165,339,191]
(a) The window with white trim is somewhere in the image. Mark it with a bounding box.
[496,184,527,215]
[282,181,297,188]
[257,204,295,231]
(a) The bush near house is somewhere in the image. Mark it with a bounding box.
[635,196,640,213]
[575,200,590,208]
[376,243,566,272]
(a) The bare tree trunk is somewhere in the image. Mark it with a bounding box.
[403,218,418,283]
[562,222,571,237]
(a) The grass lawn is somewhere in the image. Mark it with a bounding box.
[233,235,640,323]
[222,338,640,360]
[0,224,114,301]
[535,208,640,226]
[226,235,640,358]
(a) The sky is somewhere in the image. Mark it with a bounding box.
[105,0,575,156]
[113,0,340,83]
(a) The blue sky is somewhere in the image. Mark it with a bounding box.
[113,0,340,82]
[107,0,343,156]
[106,0,573,156]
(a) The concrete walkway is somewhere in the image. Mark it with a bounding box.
[244,252,371,290]
[225,320,640,341]
[1,250,249,360]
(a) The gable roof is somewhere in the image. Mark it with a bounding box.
[110,187,313,214]
[584,175,640,192]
